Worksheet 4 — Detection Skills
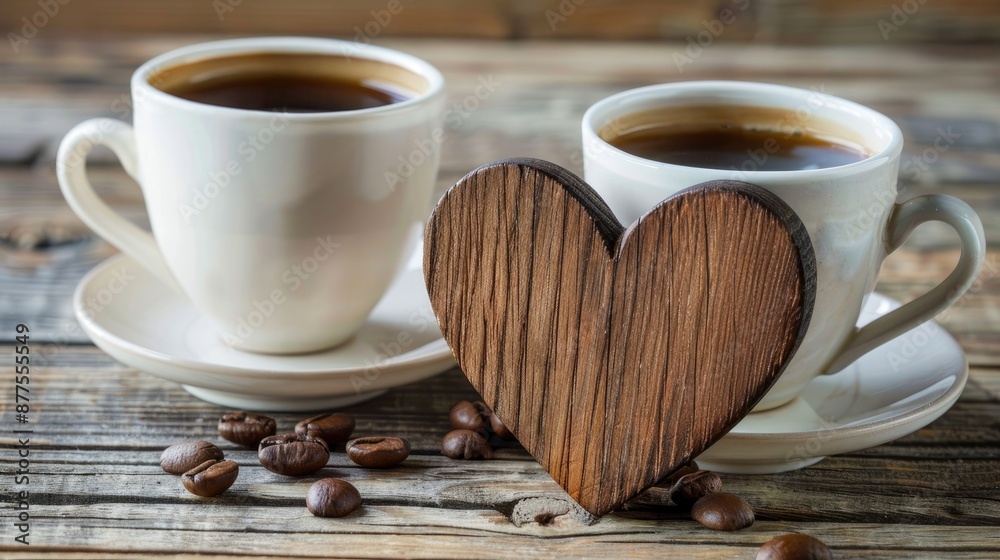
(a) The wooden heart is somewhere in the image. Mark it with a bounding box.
[424,158,815,516]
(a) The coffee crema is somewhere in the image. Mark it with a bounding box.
[149,53,425,113]
[603,105,870,171]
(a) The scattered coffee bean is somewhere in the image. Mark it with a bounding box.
[488,411,515,440]
[662,460,700,486]
[181,459,239,497]
[258,433,330,476]
[472,400,493,415]
[670,470,723,508]
[160,441,224,474]
[218,411,276,447]
[691,492,755,531]
[295,412,355,446]
[441,429,494,459]
[306,478,362,517]
[449,399,516,441]
[757,533,833,560]
[346,436,411,468]
[472,400,513,439]
[449,400,488,435]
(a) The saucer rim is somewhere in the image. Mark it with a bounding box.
[722,293,968,443]
[73,253,456,380]
[75,255,967,438]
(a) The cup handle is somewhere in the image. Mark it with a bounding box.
[57,118,180,292]
[823,194,985,373]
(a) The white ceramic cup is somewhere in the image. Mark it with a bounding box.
[582,81,985,411]
[58,37,445,354]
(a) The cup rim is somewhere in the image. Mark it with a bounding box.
[131,36,445,121]
[581,81,904,180]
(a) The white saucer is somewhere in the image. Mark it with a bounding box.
[698,292,968,474]
[74,250,456,411]
[77,252,967,466]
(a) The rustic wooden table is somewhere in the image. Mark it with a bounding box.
[1,37,999,559]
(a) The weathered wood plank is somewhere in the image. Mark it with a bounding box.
[2,34,999,557]
[2,364,1000,532]
[3,39,1000,167]
[1,364,999,454]
[0,0,998,43]
[2,356,999,428]
[0,552,995,560]
[0,552,992,560]
[3,524,996,560]
[3,447,999,526]
[0,1,513,39]
[0,511,997,559]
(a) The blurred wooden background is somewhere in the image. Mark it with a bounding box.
[1,0,998,44]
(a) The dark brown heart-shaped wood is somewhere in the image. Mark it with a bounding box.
[424,158,815,516]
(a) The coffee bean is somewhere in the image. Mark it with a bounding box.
[449,400,517,441]
[181,459,238,497]
[160,441,224,474]
[472,399,512,438]
[449,400,488,435]
[295,412,355,446]
[691,492,755,531]
[472,400,493,411]
[441,429,494,459]
[258,433,330,476]
[218,411,276,447]
[306,478,362,517]
[346,436,411,468]
[662,460,700,486]
[757,534,833,560]
[670,470,723,508]
[488,411,515,440]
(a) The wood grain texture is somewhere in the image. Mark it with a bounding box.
[424,159,815,515]
[2,363,1000,559]
[0,0,997,43]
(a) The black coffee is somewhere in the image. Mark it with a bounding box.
[151,53,421,113]
[605,105,869,171]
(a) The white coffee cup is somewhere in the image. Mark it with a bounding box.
[58,37,445,354]
[582,81,985,411]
